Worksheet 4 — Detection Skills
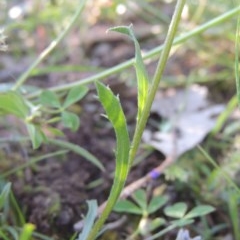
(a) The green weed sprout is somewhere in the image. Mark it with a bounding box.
[114,189,168,239]
[79,0,186,239]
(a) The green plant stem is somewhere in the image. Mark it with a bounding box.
[228,189,240,240]
[86,1,185,240]
[129,0,186,166]
[11,0,87,91]
[26,5,240,99]
[211,95,238,135]
[10,191,26,226]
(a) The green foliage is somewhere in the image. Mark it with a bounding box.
[227,189,240,240]
[19,224,35,240]
[0,182,35,240]
[164,203,188,218]
[85,81,130,239]
[26,124,47,149]
[164,203,215,224]
[114,189,168,216]
[184,205,215,219]
[108,25,150,122]
[0,91,45,148]
[114,189,167,238]
[49,139,104,171]
[0,183,11,211]
[96,82,130,172]
[0,91,29,118]
[147,203,214,240]
[114,189,214,239]
[40,86,88,132]
[63,86,88,109]
[77,200,98,240]
[0,85,88,149]
[61,111,80,131]
[0,0,239,239]
[40,90,61,108]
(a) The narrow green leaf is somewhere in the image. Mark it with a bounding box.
[77,200,98,240]
[87,81,130,237]
[108,25,149,121]
[96,81,130,175]
[0,91,29,118]
[228,189,240,240]
[114,199,142,215]
[164,202,188,219]
[61,111,80,131]
[198,145,240,195]
[2,150,68,178]
[63,85,88,109]
[49,139,105,172]
[147,195,168,214]
[19,224,35,240]
[184,205,215,219]
[0,183,11,210]
[40,90,61,108]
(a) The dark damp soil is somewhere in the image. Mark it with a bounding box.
[3,81,164,239]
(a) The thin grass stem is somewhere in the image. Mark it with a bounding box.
[86,1,185,239]
[129,0,186,166]
[11,0,87,91]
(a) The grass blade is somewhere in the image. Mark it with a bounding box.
[228,189,240,240]
[49,139,105,171]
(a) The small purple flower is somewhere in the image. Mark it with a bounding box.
[176,229,202,240]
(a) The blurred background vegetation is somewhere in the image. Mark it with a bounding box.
[0,0,240,239]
